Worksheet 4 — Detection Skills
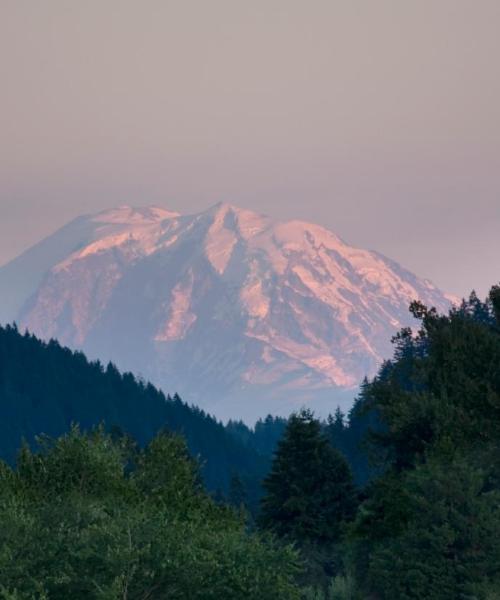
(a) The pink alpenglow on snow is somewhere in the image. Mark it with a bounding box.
[0,203,455,421]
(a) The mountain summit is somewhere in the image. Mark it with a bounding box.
[0,204,453,420]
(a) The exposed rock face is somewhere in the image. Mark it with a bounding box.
[0,203,454,421]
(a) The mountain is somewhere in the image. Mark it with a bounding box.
[0,203,454,420]
[0,323,268,505]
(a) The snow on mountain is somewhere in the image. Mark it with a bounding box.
[0,203,454,421]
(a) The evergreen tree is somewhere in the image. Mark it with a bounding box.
[347,284,500,598]
[361,288,500,471]
[229,472,247,510]
[367,453,500,599]
[326,407,345,447]
[253,415,288,455]
[259,409,357,546]
[0,324,269,506]
[227,415,288,457]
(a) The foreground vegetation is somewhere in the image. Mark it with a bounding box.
[1,285,500,597]
[0,428,300,599]
[257,286,500,598]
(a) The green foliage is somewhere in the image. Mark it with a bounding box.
[346,286,500,598]
[259,409,357,586]
[0,427,301,599]
[4,286,500,596]
[363,290,500,470]
[260,409,357,545]
[367,454,500,599]
[301,574,361,600]
[327,574,360,600]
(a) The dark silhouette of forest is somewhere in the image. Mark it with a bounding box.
[0,324,269,507]
[0,322,372,510]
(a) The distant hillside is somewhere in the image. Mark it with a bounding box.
[0,324,268,503]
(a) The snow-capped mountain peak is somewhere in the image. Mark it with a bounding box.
[0,203,454,421]
[92,205,179,225]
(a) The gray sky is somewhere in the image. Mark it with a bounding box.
[1,0,499,298]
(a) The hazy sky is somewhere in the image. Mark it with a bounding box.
[1,0,499,298]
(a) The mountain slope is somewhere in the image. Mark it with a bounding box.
[0,324,268,501]
[0,203,453,420]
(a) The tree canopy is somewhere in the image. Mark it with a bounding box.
[347,287,500,598]
[0,426,301,599]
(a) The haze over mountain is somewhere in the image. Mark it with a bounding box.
[0,204,454,420]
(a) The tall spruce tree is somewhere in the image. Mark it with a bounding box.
[259,409,356,547]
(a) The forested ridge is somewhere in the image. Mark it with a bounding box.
[0,324,269,506]
[1,285,500,598]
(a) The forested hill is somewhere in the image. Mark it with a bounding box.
[0,324,268,497]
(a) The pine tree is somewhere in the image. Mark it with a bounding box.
[259,409,356,546]
[229,472,247,509]
[326,407,346,456]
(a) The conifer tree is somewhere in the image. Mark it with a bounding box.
[259,409,356,546]
[348,285,500,597]
[229,472,247,509]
